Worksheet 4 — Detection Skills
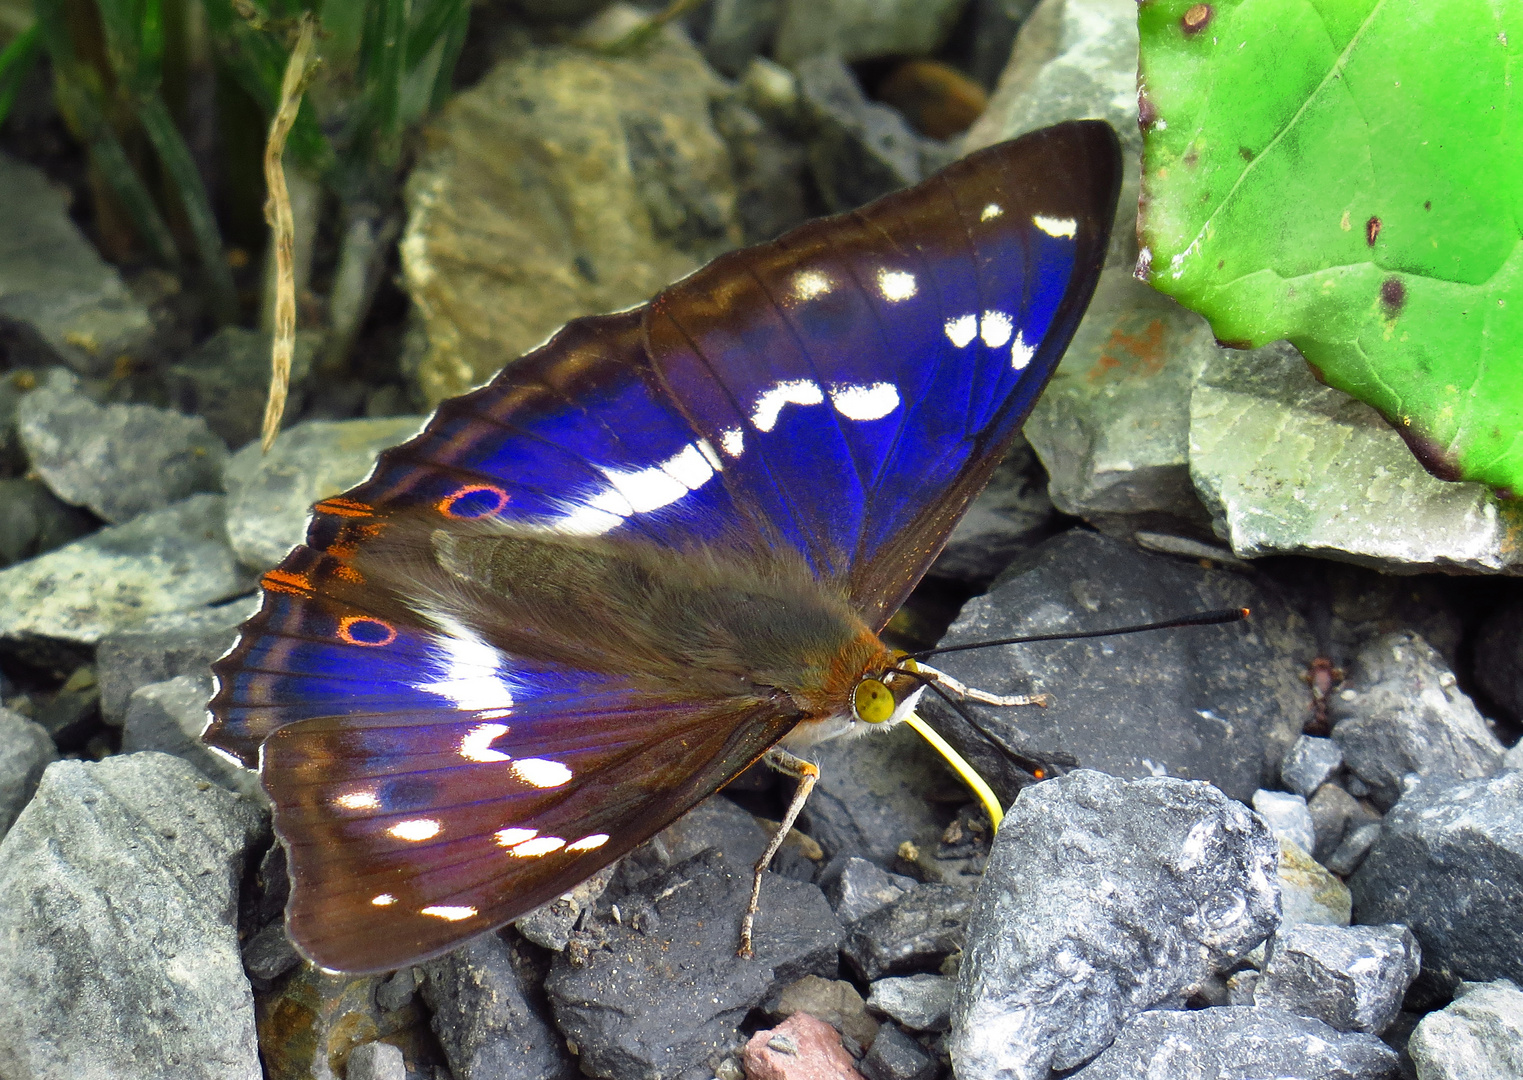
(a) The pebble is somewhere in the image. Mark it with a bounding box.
[859,1024,935,1080]
[1326,822,1384,877]
[121,674,265,801]
[96,595,258,724]
[345,1041,407,1080]
[1254,923,1421,1035]
[1253,789,1318,853]
[1278,837,1352,927]
[514,864,616,952]
[222,416,425,570]
[0,152,153,374]
[16,367,227,524]
[1069,1007,1398,1079]
[768,976,879,1050]
[420,932,575,1080]
[950,771,1280,1079]
[544,849,843,1080]
[1407,979,1523,1079]
[773,0,965,66]
[1351,771,1523,991]
[823,856,916,925]
[867,974,954,1032]
[1330,632,1504,810]
[1281,735,1345,799]
[164,327,319,450]
[0,476,95,568]
[0,493,253,647]
[743,1011,863,1080]
[1307,783,1368,861]
[0,706,55,837]
[844,883,971,982]
[0,752,267,1080]
[920,529,1312,805]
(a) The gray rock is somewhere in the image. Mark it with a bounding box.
[375,967,419,1013]
[860,1023,936,1080]
[401,36,740,406]
[1408,979,1523,1080]
[0,494,254,646]
[1021,266,1215,535]
[868,974,954,1032]
[514,864,616,952]
[1308,783,1366,861]
[824,855,917,925]
[1226,969,1259,1005]
[0,752,267,1080]
[545,849,843,1080]
[1327,822,1384,877]
[1350,771,1523,992]
[0,153,153,374]
[1279,837,1352,927]
[1331,632,1504,811]
[164,326,318,450]
[0,707,55,837]
[1507,740,1523,772]
[0,368,33,476]
[1069,1007,1399,1080]
[239,917,301,982]
[802,719,952,868]
[919,530,1313,805]
[774,0,965,65]
[16,367,227,524]
[1255,923,1421,1035]
[1283,736,1346,799]
[794,55,937,213]
[421,932,575,1080]
[767,975,880,1050]
[346,1041,407,1080]
[222,416,425,570]
[845,883,971,982]
[96,595,258,724]
[931,437,1056,583]
[121,674,264,801]
[0,476,95,568]
[1189,342,1522,575]
[703,0,782,77]
[951,771,1281,1079]
[1253,789,1318,854]
[709,92,812,245]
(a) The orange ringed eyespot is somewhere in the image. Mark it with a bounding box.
[338,616,397,647]
[438,484,509,519]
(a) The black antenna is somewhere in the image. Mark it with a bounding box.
[911,607,1249,661]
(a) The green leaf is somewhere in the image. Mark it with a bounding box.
[1137,0,1523,494]
[0,24,42,129]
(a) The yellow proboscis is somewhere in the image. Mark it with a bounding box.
[904,712,1004,830]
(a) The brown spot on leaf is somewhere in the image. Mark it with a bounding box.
[1138,93,1157,130]
[1366,216,1381,246]
[1239,146,1253,161]
[1394,424,1463,482]
[1214,337,1253,350]
[1217,259,1224,269]
[1182,3,1213,33]
[1380,276,1406,312]
[1184,147,1199,168]
[1424,200,1432,210]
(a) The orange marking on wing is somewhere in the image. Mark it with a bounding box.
[338,616,397,647]
[325,541,358,558]
[437,484,510,519]
[331,564,365,584]
[262,569,313,596]
[315,497,374,518]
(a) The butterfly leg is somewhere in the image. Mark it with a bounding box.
[738,746,819,959]
[919,662,1052,708]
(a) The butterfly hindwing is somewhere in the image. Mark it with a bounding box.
[205,121,1121,973]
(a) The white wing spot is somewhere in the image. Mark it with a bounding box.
[720,427,745,457]
[555,442,719,536]
[944,314,978,348]
[416,613,516,713]
[829,382,900,422]
[389,819,441,842]
[751,379,823,432]
[371,893,396,907]
[981,202,1003,221]
[1011,330,1035,370]
[980,310,1014,348]
[422,905,477,922]
[568,833,610,852]
[460,722,511,763]
[1034,215,1077,239]
[334,790,380,811]
[695,439,723,471]
[495,827,538,848]
[512,758,573,789]
[877,269,918,302]
[509,836,567,858]
[792,269,833,301]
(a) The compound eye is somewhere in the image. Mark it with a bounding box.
[853,678,895,723]
[890,649,920,675]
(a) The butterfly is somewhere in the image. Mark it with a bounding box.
[203,119,1122,974]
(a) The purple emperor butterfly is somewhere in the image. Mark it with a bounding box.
[204,120,1122,973]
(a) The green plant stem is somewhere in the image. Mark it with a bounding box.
[0,24,42,128]
[137,93,237,321]
[362,0,407,163]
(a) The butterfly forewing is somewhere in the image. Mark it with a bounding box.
[205,120,1121,973]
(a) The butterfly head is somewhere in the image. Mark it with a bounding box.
[848,651,926,728]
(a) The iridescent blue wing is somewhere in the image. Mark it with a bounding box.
[647,121,1120,627]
